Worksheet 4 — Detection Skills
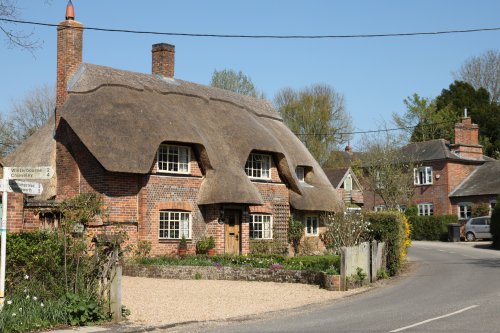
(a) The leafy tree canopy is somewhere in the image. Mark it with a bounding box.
[274,84,352,166]
[210,69,264,98]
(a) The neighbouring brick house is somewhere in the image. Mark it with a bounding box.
[365,117,499,224]
[3,2,343,256]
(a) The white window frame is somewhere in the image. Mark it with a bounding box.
[296,167,305,182]
[458,202,472,220]
[418,203,434,216]
[157,144,191,174]
[305,215,319,236]
[245,153,271,180]
[249,214,273,239]
[414,166,433,185]
[374,205,386,212]
[344,174,353,191]
[159,211,191,239]
[397,205,407,213]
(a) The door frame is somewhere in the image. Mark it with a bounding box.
[223,208,242,255]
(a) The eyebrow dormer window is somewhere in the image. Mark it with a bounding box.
[158,144,190,174]
[296,167,305,182]
[245,153,271,180]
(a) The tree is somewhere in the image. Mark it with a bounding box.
[393,94,458,143]
[274,84,352,166]
[210,69,264,98]
[0,84,54,156]
[360,129,416,210]
[454,49,500,104]
[394,81,500,158]
[0,0,44,50]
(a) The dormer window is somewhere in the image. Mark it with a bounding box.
[245,153,271,180]
[414,166,433,185]
[158,144,190,174]
[296,167,305,182]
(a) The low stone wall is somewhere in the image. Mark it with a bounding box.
[123,264,341,291]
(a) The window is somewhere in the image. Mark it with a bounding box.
[344,174,353,191]
[159,211,191,239]
[458,203,472,220]
[414,166,433,185]
[374,205,386,212]
[158,145,190,173]
[305,215,319,236]
[249,214,273,239]
[245,153,271,179]
[418,203,434,216]
[296,167,305,182]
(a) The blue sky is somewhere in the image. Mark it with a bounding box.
[0,0,499,147]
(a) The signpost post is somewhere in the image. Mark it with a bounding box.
[0,166,52,309]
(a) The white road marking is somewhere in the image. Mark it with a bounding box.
[389,305,479,332]
[461,254,479,259]
[438,250,445,252]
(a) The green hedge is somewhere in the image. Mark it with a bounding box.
[364,212,405,276]
[492,201,500,249]
[134,254,340,273]
[408,215,458,241]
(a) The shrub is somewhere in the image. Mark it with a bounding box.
[134,240,152,257]
[472,203,490,217]
[492,201,500,249]
[64,292,107,326]
[408,215,457,241]
[365,211,406,276]
[196,236,214,254]
[178,235,188,250]
[320,212,370,255]
[249,239,287,255]
[288,217,304,256]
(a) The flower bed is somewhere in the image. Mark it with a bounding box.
[132,254,340,274]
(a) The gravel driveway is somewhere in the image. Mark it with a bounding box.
[122,276,363,326]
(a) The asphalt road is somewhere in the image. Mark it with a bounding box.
[171,241,500,333]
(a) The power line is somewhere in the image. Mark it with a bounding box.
[1,18,500,39]
[293,120,456,137]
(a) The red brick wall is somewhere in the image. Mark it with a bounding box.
[56,19,83,110]
[363,159,485,217]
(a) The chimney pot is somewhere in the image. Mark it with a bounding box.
[152,43,175,78]
[65,0,75,20]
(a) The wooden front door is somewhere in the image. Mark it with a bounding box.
[224,210,241,255]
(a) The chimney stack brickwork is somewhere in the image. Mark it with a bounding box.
[453,117,483,159]
[152,43,175,78]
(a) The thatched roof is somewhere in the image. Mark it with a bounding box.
[4,121,57,200]
[56,63,343,212]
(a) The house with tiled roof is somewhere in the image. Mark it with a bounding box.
[323,167,364,209]
[365,117,499,223]
[3,2,343,255]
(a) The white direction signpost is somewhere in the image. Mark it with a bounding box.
[0,166,53,308]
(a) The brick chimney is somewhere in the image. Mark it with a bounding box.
[56,0,83,110]
[452,115,483,159]
[152,43,175,78]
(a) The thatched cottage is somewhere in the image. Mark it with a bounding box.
[4,2,343,255]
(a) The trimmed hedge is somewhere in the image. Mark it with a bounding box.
[364,212,406,276]
[408,215,458,241]
[134,254,340,273]
[492,201,500,249]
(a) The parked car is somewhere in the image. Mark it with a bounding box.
[464,216,492,241]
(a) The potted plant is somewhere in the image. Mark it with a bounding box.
[196,235,216,256]
[206,236,216,256]
[178,235,188,257]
